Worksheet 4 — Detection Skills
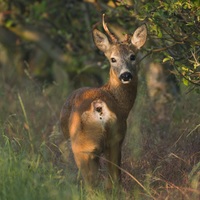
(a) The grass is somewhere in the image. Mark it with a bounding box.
[0,136,78,200]
[0,66,199,199]
[0,104,79,199]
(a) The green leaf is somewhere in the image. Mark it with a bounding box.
[182,78,189,86]
[157,28,162,38]
[163,57,171,63]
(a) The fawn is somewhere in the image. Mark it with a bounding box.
[60,15,147,188]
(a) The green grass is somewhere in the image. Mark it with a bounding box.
[0,67,199,199]
[0,128,79,200]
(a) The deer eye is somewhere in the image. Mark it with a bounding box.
[111,58,117,63]
[130,54,136,61]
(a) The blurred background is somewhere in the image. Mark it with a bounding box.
[0,0,199,199]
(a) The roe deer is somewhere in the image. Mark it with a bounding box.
[60,15,147,188]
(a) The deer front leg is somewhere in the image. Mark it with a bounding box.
[105,139,123,189]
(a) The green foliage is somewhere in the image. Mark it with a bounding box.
[0,0,199,87]
[120,0,200,86]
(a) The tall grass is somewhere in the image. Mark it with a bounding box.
[0,128,79,200]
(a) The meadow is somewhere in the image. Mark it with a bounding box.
[0,65,199,200]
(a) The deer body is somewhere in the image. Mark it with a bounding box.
[60,17,147,188]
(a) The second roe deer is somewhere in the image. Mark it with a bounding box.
[60,15,147,188]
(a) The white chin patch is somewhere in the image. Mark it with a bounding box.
[121,79,132,84]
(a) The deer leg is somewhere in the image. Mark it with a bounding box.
[105,141,122,189]
[72,143,100,188]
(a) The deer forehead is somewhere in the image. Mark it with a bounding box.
[109,44,135,58]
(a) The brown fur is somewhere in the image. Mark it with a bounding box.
[60,23,147,188]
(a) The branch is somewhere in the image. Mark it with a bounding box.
[6,25,69,65]
[137,42,181,64]
[173,64,200,86]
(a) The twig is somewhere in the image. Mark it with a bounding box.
[187,124,200,137]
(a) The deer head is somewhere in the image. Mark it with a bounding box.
[93,15,147,84]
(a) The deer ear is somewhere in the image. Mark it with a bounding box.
[93,29,111,53]
[131,25,147,49]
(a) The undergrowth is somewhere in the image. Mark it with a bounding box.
[0,66,199,199]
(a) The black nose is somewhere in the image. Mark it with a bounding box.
[119,72,133,83]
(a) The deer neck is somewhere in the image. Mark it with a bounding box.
[103,69,138,118]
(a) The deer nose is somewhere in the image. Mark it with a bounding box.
[119,72,133,84]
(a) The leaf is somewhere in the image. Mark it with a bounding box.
[5,19,14,27]
[182,78,189,86]
[182,66,189,71]
[163,57,171,63]
[157,28,162,38]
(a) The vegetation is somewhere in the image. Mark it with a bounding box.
[0,0,199,199]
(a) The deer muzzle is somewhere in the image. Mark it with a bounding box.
[119,72,133,84]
